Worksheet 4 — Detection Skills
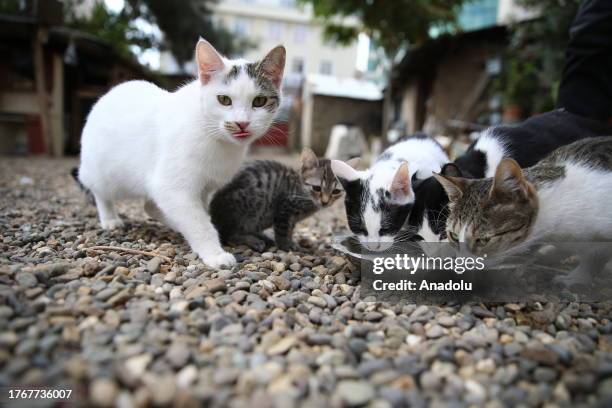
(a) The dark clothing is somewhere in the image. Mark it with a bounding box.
[557,0,612,121]
[456,109,612,178]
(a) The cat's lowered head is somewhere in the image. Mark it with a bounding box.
[332,134,449,251]
[433,137,612,256]
[78,39,285,269]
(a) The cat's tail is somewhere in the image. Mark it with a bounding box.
[70,167,95,204]
[71,167,84,190]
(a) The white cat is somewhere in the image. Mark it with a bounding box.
[77,39,286,268]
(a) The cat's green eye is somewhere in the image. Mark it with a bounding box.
[311,185,321,192]
[448,231,459,242]
[332,188,342,195]
[217,95,232,106]
[252,96,267,107]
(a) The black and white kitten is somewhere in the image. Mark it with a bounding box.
[331,133,449,251]
[210,148,346,252]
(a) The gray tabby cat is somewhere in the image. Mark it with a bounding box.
[209,148,347,252]
[433,137,612,256]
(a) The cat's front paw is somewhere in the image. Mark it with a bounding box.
[202,251,236,269]
[276,239,299,252]
[101,219,124,229]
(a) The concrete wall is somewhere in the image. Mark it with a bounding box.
[305,94,382,155]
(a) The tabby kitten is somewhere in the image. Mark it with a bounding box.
[210,148,344,252]
[434,137,612,256]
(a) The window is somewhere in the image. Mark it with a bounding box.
[233,18,249,36]
[293,25,308,43]
[292,57,304,74]
[319,60,333,75]
[268,22,283,41]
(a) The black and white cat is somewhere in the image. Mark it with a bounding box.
[331,133,449,251]
[417,109,612,241]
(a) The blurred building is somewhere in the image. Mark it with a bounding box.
[384,0,534,141]
[301,75,382,155]
[214,0,360,78]
[0,0,153,156]
[386,26,507,140]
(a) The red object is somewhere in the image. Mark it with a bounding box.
[27,115,46,154]
[254,121,288,146]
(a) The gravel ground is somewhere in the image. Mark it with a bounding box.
[1,157,612,408]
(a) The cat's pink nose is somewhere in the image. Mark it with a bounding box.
[235,121,250,130]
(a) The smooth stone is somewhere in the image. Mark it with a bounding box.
[335,380,375,406]
[90,378,118,407]
[16,271,38,288]
[146,257,162,274]
[426,325,444,339]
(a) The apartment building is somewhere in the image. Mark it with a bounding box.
[213,0,359,78]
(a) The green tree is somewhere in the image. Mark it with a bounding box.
[125,0,249,66]
[1,0,247,69]
[0,0,21,14]
[299,0,467,57]
[64,1,155,59]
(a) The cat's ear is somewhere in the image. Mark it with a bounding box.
[259,45,286,87]
[196,38,225,85]
[390,162,411,200]
[432,172,467,202]
[440,163,463,178]
[300,147,318,172]
[346,157,361,169]
[331,159,360,190]
[491,158,531,200]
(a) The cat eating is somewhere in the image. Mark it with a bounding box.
[412,110,612,242]
[77,39,285,268]
[331,133,449,251]
[434,137,612,255]
[210,148,346,252]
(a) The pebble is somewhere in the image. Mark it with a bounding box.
[90,378,118,407]
[15,271,37,288]
[146,257,162,274]
[268,336,297,355]
[426,325,444,339]
[307,296,327,308]
[335,380,375,406]
[166,343,190,367]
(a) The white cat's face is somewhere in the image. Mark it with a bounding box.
[331,160,415,252]
[196,40,285,146]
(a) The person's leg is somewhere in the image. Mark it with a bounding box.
[557,0,612,121]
